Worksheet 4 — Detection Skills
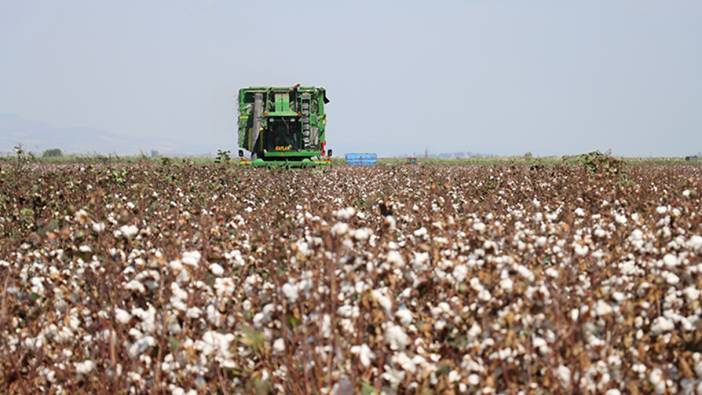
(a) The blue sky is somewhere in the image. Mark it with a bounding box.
[1,1,701,156]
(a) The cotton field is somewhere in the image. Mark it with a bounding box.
[1,163,702,394]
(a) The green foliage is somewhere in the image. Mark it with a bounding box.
[20,208,34,218]
[240,326,265,354]
[42,148,63,158]
[215,149,231,164]
[361,381,380,395]
[109,168,129,185]
[576,151,624,175]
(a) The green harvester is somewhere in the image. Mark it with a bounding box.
[237,85,332,168]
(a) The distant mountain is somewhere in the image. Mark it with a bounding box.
[0,113,186,156]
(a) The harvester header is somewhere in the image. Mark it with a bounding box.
[237,85,331,167]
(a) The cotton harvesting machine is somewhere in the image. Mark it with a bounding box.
[237,85,332,167]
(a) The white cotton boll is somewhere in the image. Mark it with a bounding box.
[533,336,550,354]
[321,314,331,338]
[687,235,702,251]
[478,289,491,301]
[273,338,286,354]
[168,260,184,273]
[472,222,486,233]
[656,206,668,214]
[186,307,202,319]
[395,307,413,326]
[129,336,157,358]
[683,287,700,302]
[213,278,235,298]
[612,292,626,303]
[181,251,201,267]
[662,254,679,268]
[556,365,571,386]
[334,207,356,220]
[434,320,446,331]
[372,289,393,315]
[468,374,480,385]
[131,306,157,333]
[650,317,675,334]
[115,308,132,324]
[30,277,45,295]
[515,264,535,282]
[595,300,613,316]
[384,215,397,229]
[350,344,375,368]
[574,208,585,217]
[683,189,691,198]
[468,322,482,340]
[331,222,349,236]
[209,263,224,276]
[386,323,409,350]
[74,360,95,375]
[353,228,371,241]
[453,264,468,283]
[662,271,679,285]
[615,214,627,225]
[92,222,106,233]
[282,282,299,303]
[470,278,483,292]
[545,267,559,278]
[387,251,405,267]
[124,280,145,294]
[500,278,513,292]
[119,225,139,238]
[570,308,579,322]
[574,244,589,256]
[605,390,621,395]
[649,368,665,394]
[413,227,427,237]
[196,331,236,367]
[394,352,417,373]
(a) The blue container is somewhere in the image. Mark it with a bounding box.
[345,153,377,166]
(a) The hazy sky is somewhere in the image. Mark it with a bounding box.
[1,1,701,156]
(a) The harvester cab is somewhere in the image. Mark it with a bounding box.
[237,85,331,168]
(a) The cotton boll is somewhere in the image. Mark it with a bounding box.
[372,289,393,315]
[331,222,349,236]
[650,317,675,334]
[395,307,413,326]
[452,264,468,283]
[413,227,427,237]
[181,251,201,267]
[281,282,299,304]
[74,360,96,375]
[119,225,139,239]
[350,344,375,368]
[334,207,356,220]
[662,254,678,268]
[387,251,405,267]
[272,338,286,354]
[386,323,409,350]
[209,263,224,276]
[595,300,613,316]
[115,308,132,324]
